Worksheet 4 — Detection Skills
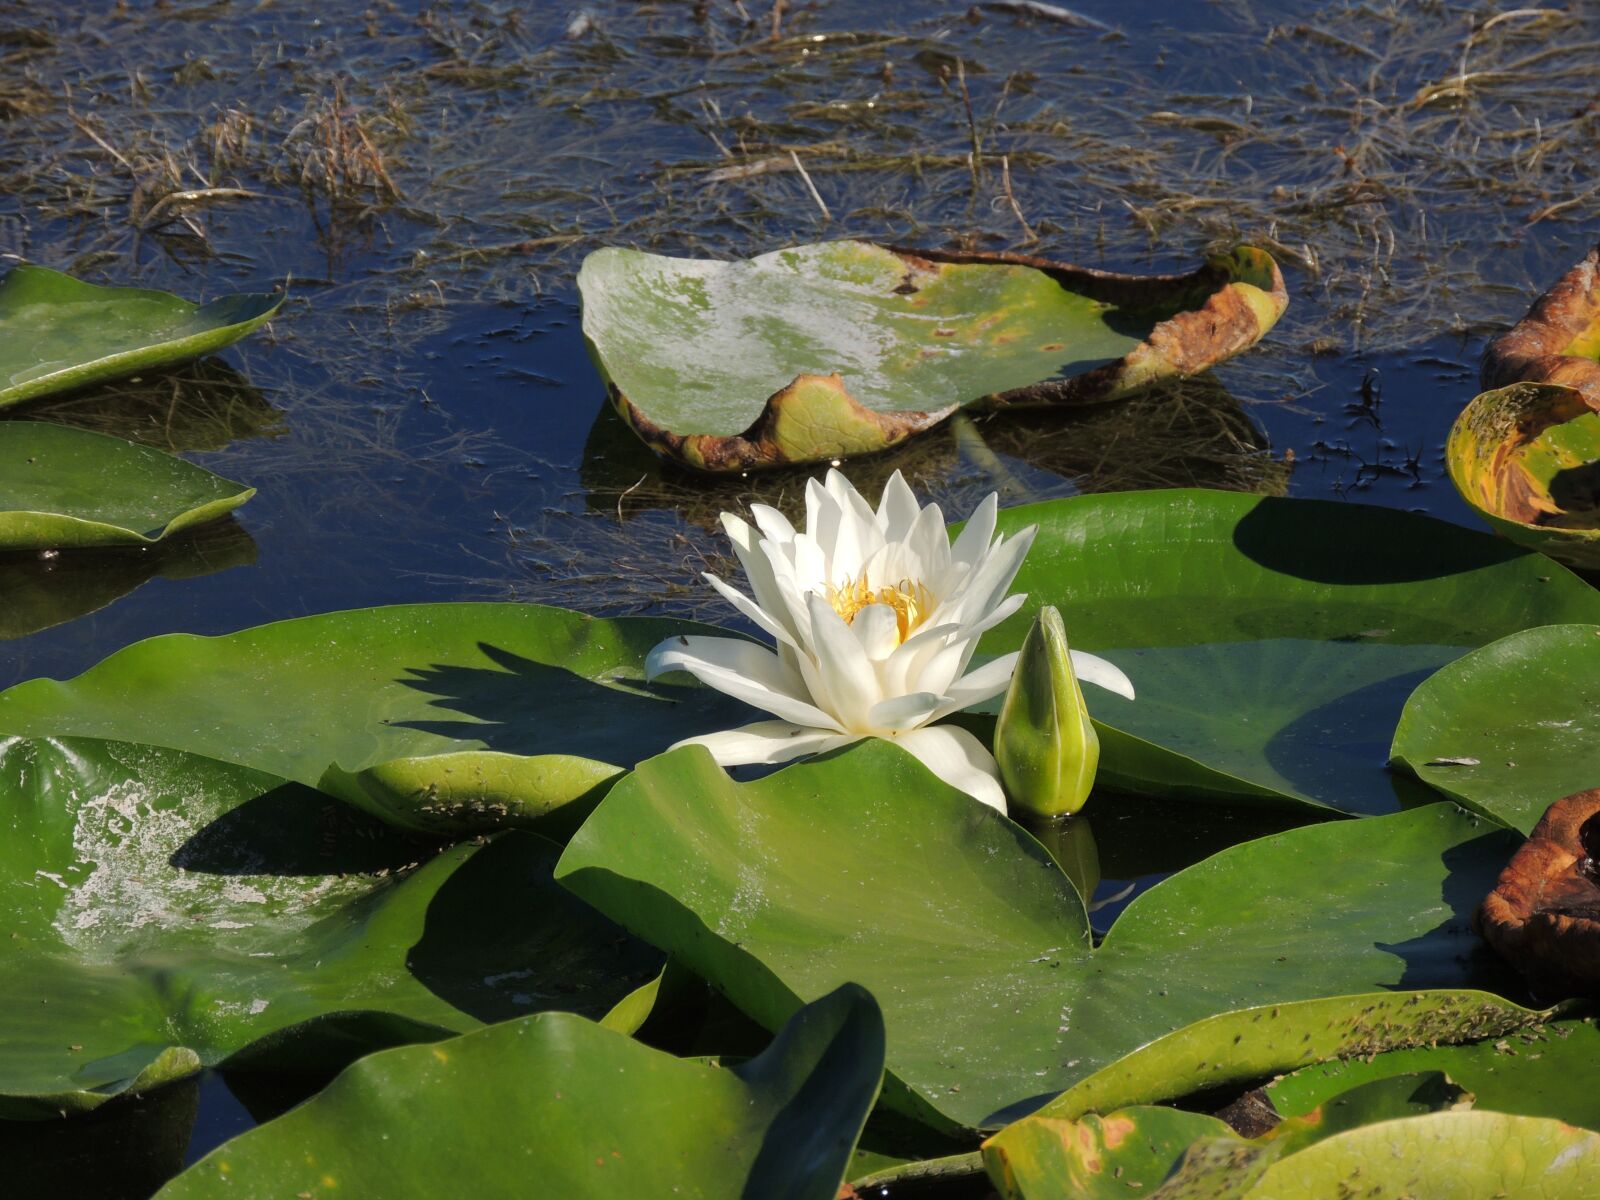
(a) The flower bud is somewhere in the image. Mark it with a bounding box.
[994,606,1099,818]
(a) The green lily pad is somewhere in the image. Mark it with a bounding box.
[1266,1017,1600,1129]
[580,241,1286,471]
[985,1075,1600,1200]
[157,985,884,1200]
[1447,382,1600,570]
[0,735,661,1116]
[0,603,746,836]
[1389,625,1600,834]
[0,421,254,549]
[986,1072,1469,1200]
[556,740,1525,1131]
[973,489,1600,815]
[0,265,283,409]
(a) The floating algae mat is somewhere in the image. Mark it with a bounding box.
[580,240,1286,471]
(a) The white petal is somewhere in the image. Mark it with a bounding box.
[671,721,858,767]
[930,651,1020,720]
[903,498,949,582]
[1070,650,1135,700]
[890,724,1007,813]
[940,525,1036,628]
[876,470,921,541]
[719,513,792,632]
[866,691,943,734]
[748,503,796,545]
[804,593,882,730]
[850,603,902,662]
[880,621,964,695]
[949,492,998,567]
[703,573,797,649]
[647,634,843,731]
[965,590,1027,638]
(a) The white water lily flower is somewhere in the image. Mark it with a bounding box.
[645,469,1134,812]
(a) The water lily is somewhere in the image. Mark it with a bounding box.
[646,470,1134,812]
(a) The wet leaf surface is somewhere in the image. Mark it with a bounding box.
[0,736,660,1114]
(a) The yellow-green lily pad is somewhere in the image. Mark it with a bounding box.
[0,421,254,549]
[1447,382,1600,569]
[579,241,1286,472]
[0,264,282,409]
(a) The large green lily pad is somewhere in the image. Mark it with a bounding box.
[0,421,254,549]
[1266,1016,1600,1129]
[557,741,1526,1131]
[1447,382,1600,570]
[0,265,283,409]
[0,603,745,836]
[986,1075,1600,1200]
[580,241,1286,471]
[0,735,661,1116]
[158,985,884,1200]
[973,489,1600,815]
[1390,625,1600,834]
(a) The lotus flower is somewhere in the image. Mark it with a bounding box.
[645,470,1134,812]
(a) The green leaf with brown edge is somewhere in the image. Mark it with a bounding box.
[1390,624,1600,835]
[1447,382,1600,570]
[1024,991,1559,1125]
[0,735,661,1117]
[580,241,1286,472]
[985,1073,1469,1200]
[0,421,254,549]
[0,602,748,837]
[1265,1016,1600,1129]
[0,264,283,409]
[157,984,885,1200]
[556,740,1533,1132]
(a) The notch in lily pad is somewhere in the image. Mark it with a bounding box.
[0,264,283,409]
[1447,381,1600,569]
[579,240,1287,472]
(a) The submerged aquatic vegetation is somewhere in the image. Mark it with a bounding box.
[646,469,1131,810]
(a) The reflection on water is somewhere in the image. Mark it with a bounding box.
[0,519,256,641]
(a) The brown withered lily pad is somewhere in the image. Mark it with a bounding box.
[1482,242,1600,403]
[578,240,1287,472]
[1476,788,1600,998]
[1447,382,1600,569]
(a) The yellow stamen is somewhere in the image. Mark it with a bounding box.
[826,575,933,643]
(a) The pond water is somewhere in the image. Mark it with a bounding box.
[1,0,1596,1193]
